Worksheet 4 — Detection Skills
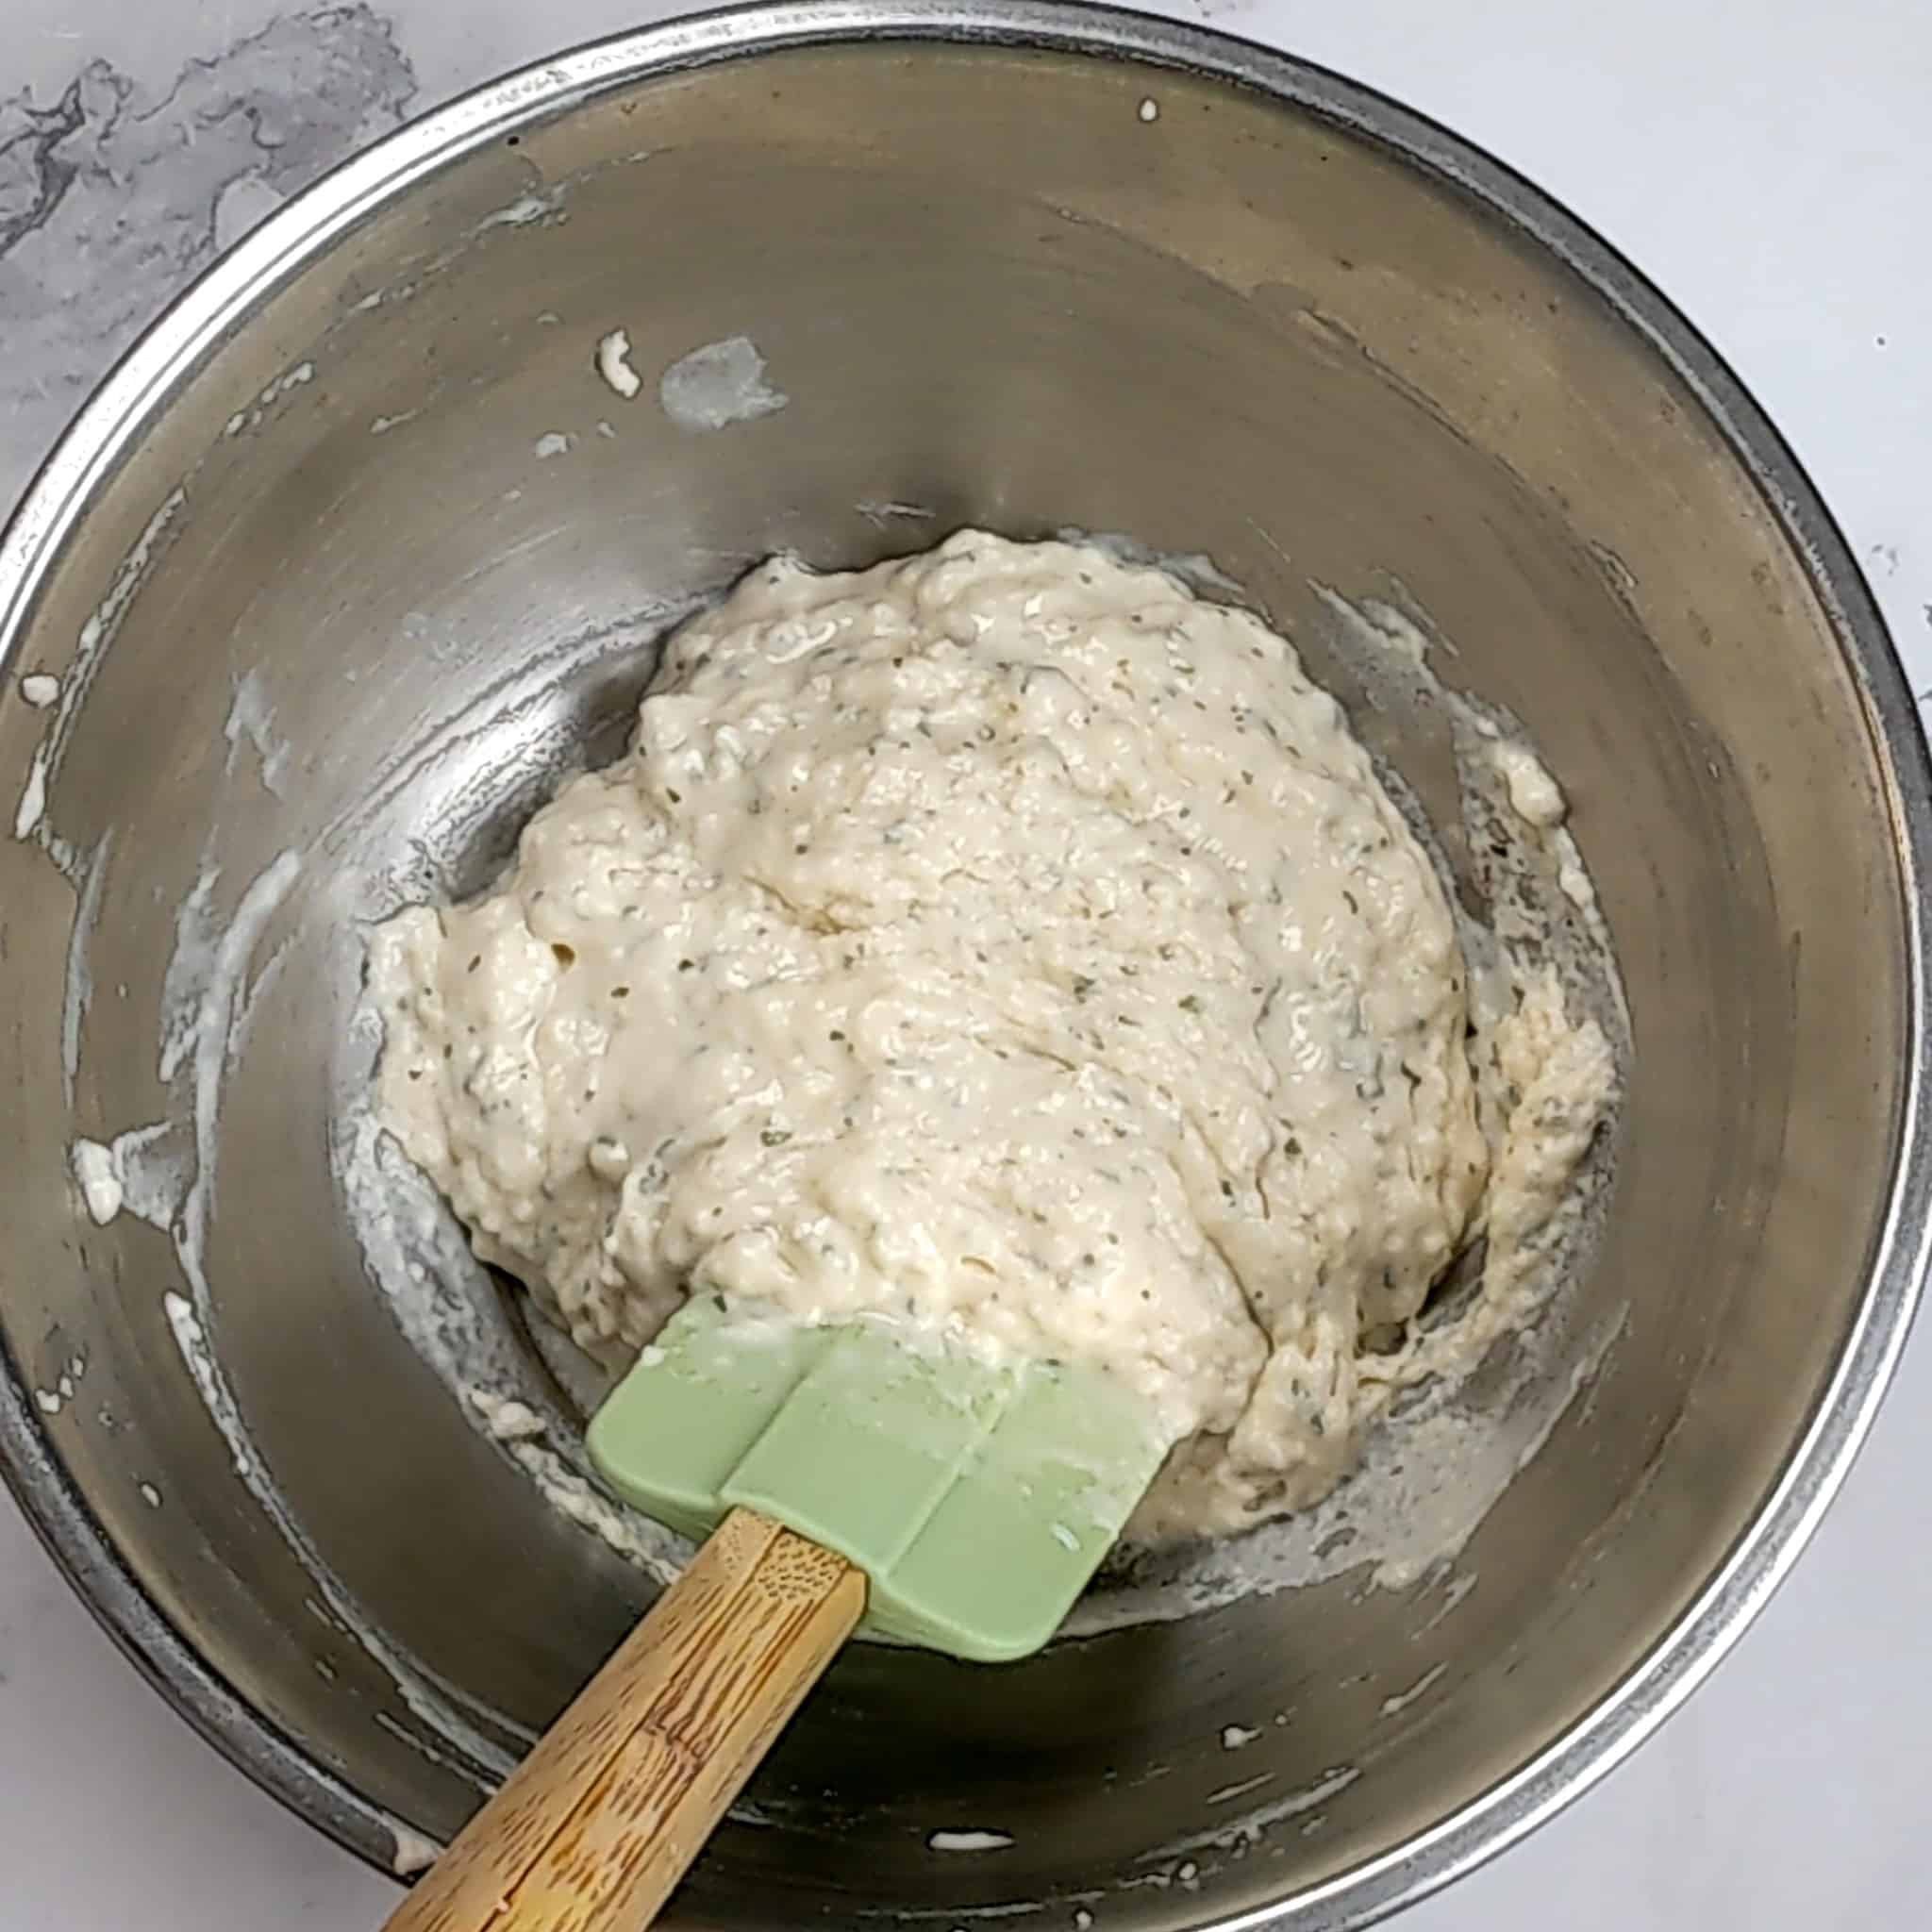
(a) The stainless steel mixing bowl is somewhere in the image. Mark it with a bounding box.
[2,5,1926,1925]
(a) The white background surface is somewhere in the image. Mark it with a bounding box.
[3,1,1929,1925]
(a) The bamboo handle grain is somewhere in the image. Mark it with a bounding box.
[383,1508,865,1932]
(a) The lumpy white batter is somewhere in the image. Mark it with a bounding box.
[373,533,1613,1537]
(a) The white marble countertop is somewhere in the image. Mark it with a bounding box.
[4,1,1928,1925]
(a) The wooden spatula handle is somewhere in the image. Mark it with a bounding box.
[383,1507,865,1931]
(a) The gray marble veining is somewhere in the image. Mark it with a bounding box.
[0,5,416,506]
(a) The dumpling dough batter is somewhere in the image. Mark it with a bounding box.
[373,532,1612,1537]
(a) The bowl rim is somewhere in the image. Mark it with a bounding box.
[3,2,1927,1922]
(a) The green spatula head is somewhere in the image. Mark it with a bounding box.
[587,1297,1172,1662]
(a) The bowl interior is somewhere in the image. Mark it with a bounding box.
[0,22,1914,1928]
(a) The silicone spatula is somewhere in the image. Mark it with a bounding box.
[382,1296,1170,1932]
